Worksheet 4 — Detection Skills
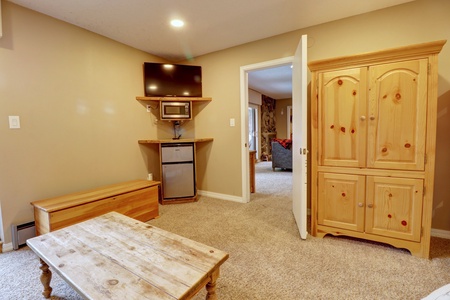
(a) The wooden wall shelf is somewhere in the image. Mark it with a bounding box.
[136,96,212,102]
[138,138,213,144]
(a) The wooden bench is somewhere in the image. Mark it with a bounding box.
[31,180,160,235]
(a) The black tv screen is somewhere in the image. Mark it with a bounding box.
[144,62,202,97]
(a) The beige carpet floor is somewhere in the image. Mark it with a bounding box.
[1,161,449,299]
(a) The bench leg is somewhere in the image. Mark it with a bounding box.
[205,268,220,300]
[39,258,53,299]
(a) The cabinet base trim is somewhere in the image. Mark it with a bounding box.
[315,226,425,257]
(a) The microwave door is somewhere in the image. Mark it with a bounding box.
[165,106,182,118]
[161,102,191,119]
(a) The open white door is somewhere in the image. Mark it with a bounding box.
[292,35,308,239]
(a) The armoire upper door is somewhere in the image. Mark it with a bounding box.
[367,59,428,171]
[318,68,367,167]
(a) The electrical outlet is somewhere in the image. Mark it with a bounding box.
[9,116,21,129]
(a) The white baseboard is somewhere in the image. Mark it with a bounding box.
[197,190,245,203]
[431,228,450,239]
[1,242,13,253]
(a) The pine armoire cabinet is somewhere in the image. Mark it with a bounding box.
[309,40,446,258]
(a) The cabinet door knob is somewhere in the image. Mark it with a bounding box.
[360,116,366,121]
[358,202,364,207]
[367,204,374,208]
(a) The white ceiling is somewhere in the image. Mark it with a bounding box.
[7,0,413,99]
[249,64,293,99]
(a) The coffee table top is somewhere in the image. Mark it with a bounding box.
[27,212,229,299]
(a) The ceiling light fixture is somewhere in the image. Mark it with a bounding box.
[170,19,184,28]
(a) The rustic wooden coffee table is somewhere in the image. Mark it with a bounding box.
[26,212,229,299]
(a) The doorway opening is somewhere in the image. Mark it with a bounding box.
[249,70,293,201]
[240,57,294,203]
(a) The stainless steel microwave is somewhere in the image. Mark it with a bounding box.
[161,101,191,120]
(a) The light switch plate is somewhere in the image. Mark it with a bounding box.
[230,118,235,127]
[9,116,21,129]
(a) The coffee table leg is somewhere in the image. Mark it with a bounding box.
[39,258,53,298]
[205,268,220,300]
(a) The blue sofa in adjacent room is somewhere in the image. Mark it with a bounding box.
[271,139,292,171]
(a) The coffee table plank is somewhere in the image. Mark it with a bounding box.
[57,225,207,297]
[88,213,228,270]
[28,232,176,299]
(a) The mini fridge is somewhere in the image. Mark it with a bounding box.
[161,143,195,199]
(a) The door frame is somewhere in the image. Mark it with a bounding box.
[248,103,260,156]
[240,57,294,203]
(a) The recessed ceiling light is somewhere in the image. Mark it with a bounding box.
[170,19,184,28]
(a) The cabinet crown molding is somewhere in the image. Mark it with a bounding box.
[308,40,446,71]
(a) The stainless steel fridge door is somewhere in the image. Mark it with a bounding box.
[162,163,195,198]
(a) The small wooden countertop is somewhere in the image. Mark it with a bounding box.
[138,138,214,144]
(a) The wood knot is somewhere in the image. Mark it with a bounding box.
[341,193,346,197]
[404,143,411,148]
[395,93,402,100]
[388,214,392,219]
[338,79,343,85]
[340,127,346,133]
[352,90,357,96]
[330,125,334,129]
[108,279,119,285]
[381,147,388,153]
[401,220,407,226]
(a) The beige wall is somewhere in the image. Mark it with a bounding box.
[275,98,292,139]
[1,0,450,244]
[0,1,167,243]
[248,89,262,106]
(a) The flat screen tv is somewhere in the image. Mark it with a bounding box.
[144,62,202,97]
